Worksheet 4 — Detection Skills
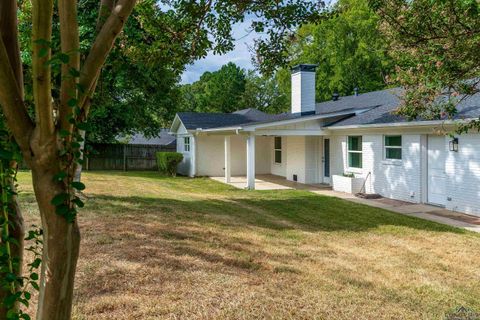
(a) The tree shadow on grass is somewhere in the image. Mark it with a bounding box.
[86,192,467,234]
[74,191,477,307]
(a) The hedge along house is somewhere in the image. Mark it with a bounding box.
[170,64,480,217]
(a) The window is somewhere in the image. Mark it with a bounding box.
[385,135,402,160]
[347,136,362,168]
[274,136,282,164]
[184,137,190,152]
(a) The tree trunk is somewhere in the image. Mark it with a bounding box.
[0,186,24,320]
[73,130,86,182]
[31,167,80,320]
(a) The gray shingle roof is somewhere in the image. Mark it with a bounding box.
[316,87,402,115]
[176,88,480,130]
[177,108,290,130]
[327,88,480,127]
[124,130,176,146]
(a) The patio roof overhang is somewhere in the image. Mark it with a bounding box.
[194,109,372,136]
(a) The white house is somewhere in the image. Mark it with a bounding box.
[170,64,480,217]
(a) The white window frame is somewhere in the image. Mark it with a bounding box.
[347,136,363,170]
[274,136,282,164]
[384,135,402,161]
[184,136,190,152]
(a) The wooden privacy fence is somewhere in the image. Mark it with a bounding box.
[86,143,176,171]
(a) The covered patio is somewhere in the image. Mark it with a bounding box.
[211,174,332,191]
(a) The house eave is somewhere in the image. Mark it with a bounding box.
[197,109,368,134]
[327,119,471,130]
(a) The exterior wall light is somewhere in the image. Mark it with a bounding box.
[449,137,459,152]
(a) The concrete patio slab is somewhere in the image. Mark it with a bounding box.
[211,174,332,191]
[211,176,292,190]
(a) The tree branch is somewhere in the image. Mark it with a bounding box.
[59,0,80,132]
[0,0,24,98]
[0,0,34,154]
[32,0,54,143]
[97,0,115,33]
[78,0,137,117]
[73,0,116,183]
[0,37,34,154]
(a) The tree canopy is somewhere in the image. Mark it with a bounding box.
[273,0,393,104]
[370,0,480,131]
[180,62,247,113]
[179,63,289,114]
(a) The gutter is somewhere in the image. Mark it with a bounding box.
[326,119,471,130]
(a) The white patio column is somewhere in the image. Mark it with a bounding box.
[224,136,231,183]
[246,133,255,190]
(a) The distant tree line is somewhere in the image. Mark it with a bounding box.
[178,62,288,114]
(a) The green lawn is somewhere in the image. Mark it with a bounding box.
[17,171,480,320]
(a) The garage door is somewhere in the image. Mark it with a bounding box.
[427,135,446,206]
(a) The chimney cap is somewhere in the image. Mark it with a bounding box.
[291,64,318,73]
[332,92,340,101]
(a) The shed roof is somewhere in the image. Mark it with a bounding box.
[124,130,176,146]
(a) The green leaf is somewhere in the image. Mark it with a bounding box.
[30,273,39,281]
[5,272,17,283]
[74,107,82,116]
[30,258,42,269]
[71,142,81,149]
[8,237,20,247]
[0,148,14,160]
[33,39,51,47]
[76,122,89,131]
[67,98,78,107]
[53,171,67,181]
[30,281,40,291]
[69,68,81,78]
[58,53,70,64]
[51,193,69,206]
[6,308,18,319]
[66,210,77,223]
[3,293,17,308]
[20,313,31,320]
[19,298,29,307]
[71,181,86,191]
[72,197,85,208]
[76,83,85,94]
[39,47,48,58]
[24,292,31,300]
[55,204,69,216]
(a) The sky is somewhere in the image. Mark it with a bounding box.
[179,1,335,85]
[180,18,259,84]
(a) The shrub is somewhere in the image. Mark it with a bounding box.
[156,152,183,177]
